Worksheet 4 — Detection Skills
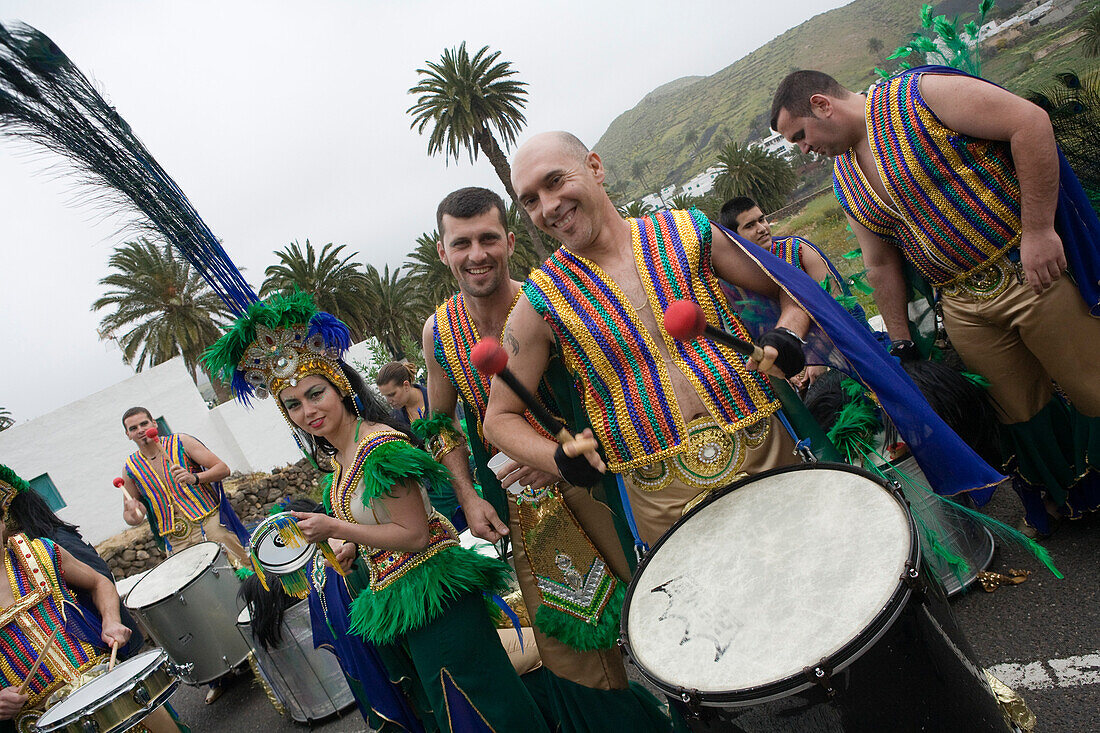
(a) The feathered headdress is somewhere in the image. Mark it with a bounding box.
[0,464,30,514]
[203,290,353,406]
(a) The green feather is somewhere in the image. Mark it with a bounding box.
[534,582,625,651]
[411,411,457,442]
[347,546,512,645]
[235,566,255,581]
[358,439,452,505]
[0,464,31,494]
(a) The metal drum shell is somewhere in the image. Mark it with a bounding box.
[124,542,251,685]
[237,600,355,723]
[620,463,1010,732]
[35,650,180,733]
[881,455,996,596]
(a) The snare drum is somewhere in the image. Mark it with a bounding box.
[35,649,181,733]
[621,464,1009,732]
[125,542,251,685]
[237,601,355,723]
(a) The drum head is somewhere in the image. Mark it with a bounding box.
[250,513,315,574]
[624,464,914,702]
[37,650,166,726]
[237,605,252,625]
[126,542,221,609]
[114,569,150,601]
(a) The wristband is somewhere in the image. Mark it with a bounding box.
[553,444,605,488]
[758,328,806,378]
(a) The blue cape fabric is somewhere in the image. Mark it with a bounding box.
[899,65,1100,316]
[715,221,1004,502]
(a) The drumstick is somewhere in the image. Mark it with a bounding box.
[18,625,61,694]
[470,339,571,444]
[108,641,119,671]
[663,300,766,363]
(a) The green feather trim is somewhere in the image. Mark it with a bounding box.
[960,371,990,390]
[534,581,624,651]
[0,464,31,494]
[827,383,883,464]
[319,472,334,514]
[202,289,319,385]
[410,411,455,442]
[235,566,255,580]
[347,546,512,645]
[359,440,452,505]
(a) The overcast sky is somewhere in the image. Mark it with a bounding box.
[0,0,851,423]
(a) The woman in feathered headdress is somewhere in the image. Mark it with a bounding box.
[204,292,549,733]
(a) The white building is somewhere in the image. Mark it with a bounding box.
[755,131,797,160]
[681,166,722,197]
[0,342,380,544]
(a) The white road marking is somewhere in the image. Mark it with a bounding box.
[989,652,1100,690]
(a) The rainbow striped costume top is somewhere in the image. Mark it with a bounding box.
[0,535,100,711]
[432,292,559,454]
[126,434,219,535]
[768,236,806,270]
[833,71,1022,287]
[524,208,778,472]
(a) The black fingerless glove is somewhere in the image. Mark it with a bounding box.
[758,328,806,378]
[554,444,605,488]
[889,339,920,363]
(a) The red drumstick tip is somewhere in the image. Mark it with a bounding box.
[663,300,707,341]
[470,338,509,376]
[144,427,159,439]
[112,477,125,488]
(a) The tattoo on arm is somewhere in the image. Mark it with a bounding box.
[504,328,520,356]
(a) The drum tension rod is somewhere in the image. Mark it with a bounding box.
[900,561,923,591]
[802,658,836,698]
[677,688,703,717]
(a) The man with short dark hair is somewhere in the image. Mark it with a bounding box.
[418,186,670,731]
[771,68,1100,534]
[119,407,249,568]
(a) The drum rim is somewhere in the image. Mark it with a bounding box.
[619,461,921,705]
[124,541,226,610]
[35,649,177,729]
[249,513,316,575]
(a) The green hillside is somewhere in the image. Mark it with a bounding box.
[594,0,923,200]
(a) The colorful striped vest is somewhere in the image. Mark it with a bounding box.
[432,292,558,454]
[126,435,219,534]
[524,208,778,472]
[833,71,1022,287]
[0,535,100,710]
[768,236,805,270]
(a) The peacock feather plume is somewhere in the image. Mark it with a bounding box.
[0,22,257,313]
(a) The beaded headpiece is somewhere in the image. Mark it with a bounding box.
[203,290,353,406]
[0,464,30,515]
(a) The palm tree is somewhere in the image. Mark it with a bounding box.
[867,37,884,57]
[92,237,231,386]
[361,264,430,360]
[617,200,656,219]
[259,240,370,340]
[631,159,665,205]
[1085,7,1100,58]
[408,42,547,258]
[404,230,458,310]
[668,194,698,211]
[712,141,798,213]
[506,203,549,277]
[0,407,13,432]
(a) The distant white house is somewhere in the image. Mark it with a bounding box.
[0,339,380,544]
[681,166,722,198]
[755,131,797,160]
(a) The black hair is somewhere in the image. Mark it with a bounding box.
[718,196,761,231]
[7,489,79,538]
[121,406,153,428]
[291,361,420,470]
[770,70,847,131]
[436,187,508,237]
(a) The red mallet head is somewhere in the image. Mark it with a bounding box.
[112,477,125,488]
[144,426,158,440]
[470,338,509,376]
[663,300,707,341]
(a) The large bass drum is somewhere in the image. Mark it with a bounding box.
[237,599,355,723]
[621,464,1009,732]
[125,542,251,684]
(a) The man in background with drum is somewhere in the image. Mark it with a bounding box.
[0,465,181,732]
[118,407,249,569]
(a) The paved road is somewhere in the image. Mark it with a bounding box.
[165,486,1097,731]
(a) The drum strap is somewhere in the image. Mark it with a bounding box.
[614,474,650,558]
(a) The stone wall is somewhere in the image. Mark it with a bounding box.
[96,458,323,579]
